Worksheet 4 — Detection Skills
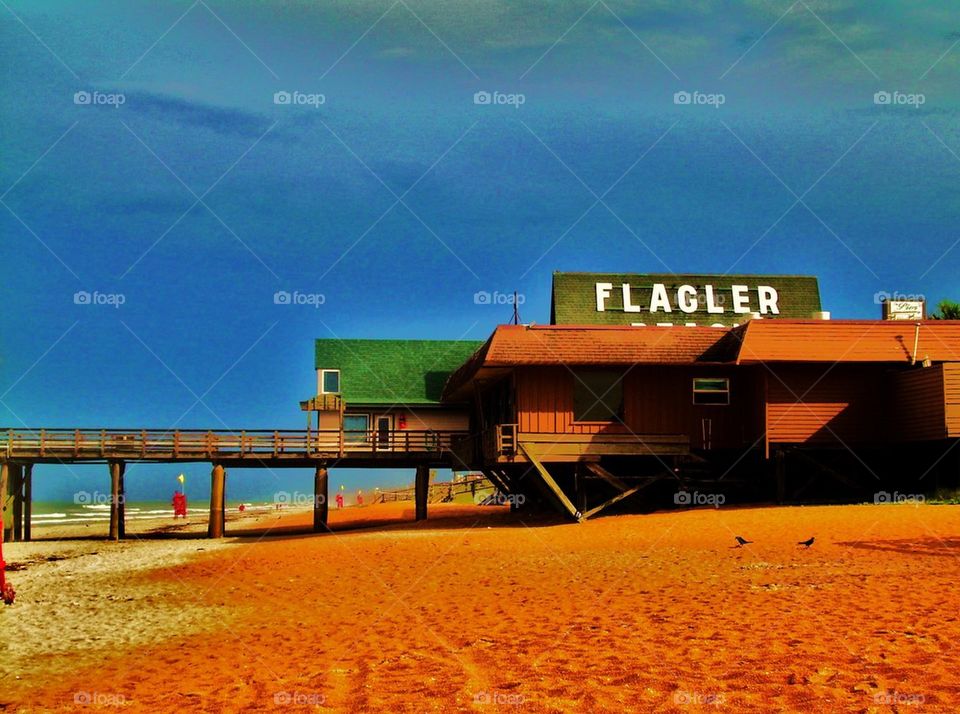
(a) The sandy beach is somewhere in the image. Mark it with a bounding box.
[3,502,960,712]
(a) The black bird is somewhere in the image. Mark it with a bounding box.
[735,536,752,547]
[798,537,815,548]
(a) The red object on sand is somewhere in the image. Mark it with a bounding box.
[0,515,15,605]
[335,493,344,509]
[172,492,188,518]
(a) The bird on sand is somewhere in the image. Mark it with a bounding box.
[797,537,815,548]
[734,536,752,547]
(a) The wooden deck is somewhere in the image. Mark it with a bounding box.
[0,428,468,466]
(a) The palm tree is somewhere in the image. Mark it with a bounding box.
[931,300,960,320]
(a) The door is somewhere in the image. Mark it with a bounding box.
[375,415,393,451]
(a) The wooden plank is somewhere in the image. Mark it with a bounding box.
[0,462,9,543]
[584,462,629,491]
[518,443,581,522]
[582,483,646,520]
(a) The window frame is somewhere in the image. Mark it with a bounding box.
[692,377,731,406]
[320,369,341,394]
[342,413,369,443]
[572,369,625,423]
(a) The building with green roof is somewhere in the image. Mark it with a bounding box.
[307,338,483,450]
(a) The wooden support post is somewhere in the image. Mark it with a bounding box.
[518,444,582,522]
[23,463,32,542]
[12,465,23,542]
[1,462,13,543]
[415,464,429,521]
[117,461,126,540]
[208,464,226,538]
[108,461,123,541]
[775,449,786,505]
[314,466,328,532]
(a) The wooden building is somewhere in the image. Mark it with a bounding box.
[442,320,960,520]
[304,338,481,454]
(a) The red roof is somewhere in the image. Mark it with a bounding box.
[443,324,732,398]
[734,320,960,363]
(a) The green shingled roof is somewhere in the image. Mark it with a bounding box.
[315,339,484,405]
[551,272,822,326]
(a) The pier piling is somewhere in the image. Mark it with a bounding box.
[209,464,226,538]
[314,466,328,532]
[415,465,429,521]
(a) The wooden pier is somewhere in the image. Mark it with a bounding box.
[0,428,466,542]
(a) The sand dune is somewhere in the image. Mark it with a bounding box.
[2,502,959,712]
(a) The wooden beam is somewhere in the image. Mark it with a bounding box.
[584,462,630,492]
[208,464,226,538]
[118,461,126,540]
[108,461,122,541]
[22,464,32,542]
[517,444,582,522]
[415,465,429,521]
[11,464,23,542]
[0,462,10,543]
[582,484,646,520]
[314,466,328,532]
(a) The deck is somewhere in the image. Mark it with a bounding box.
[0,428,468,467]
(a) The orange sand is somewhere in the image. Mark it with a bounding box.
[4,502,960,712]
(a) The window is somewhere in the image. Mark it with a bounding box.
[343,414,369,443]
[573,370,624,422]
[321,369,340,394]
[693,378,730,405]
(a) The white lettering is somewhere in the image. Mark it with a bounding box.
[649,283,672,312]
[704,285,724,314]
[758,286,780,315]
[731,285,750,313]
[622,283,641,313]
[596,282,613,312]
[677,285,698,313]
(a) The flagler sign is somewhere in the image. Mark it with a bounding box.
[550,273,823,327]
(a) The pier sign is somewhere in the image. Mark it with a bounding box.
[551,273,822,327]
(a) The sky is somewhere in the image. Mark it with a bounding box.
[1,0,959,503]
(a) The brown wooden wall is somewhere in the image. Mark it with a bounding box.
[945,363,960,437]
[765,365,887,445]
[513,366,763,449]
[889,365,947,441]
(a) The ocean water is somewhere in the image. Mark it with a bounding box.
[28,500,281,527]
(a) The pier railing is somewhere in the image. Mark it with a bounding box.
[0,428,467,462]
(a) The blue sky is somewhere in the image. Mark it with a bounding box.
[2,1,959,503]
